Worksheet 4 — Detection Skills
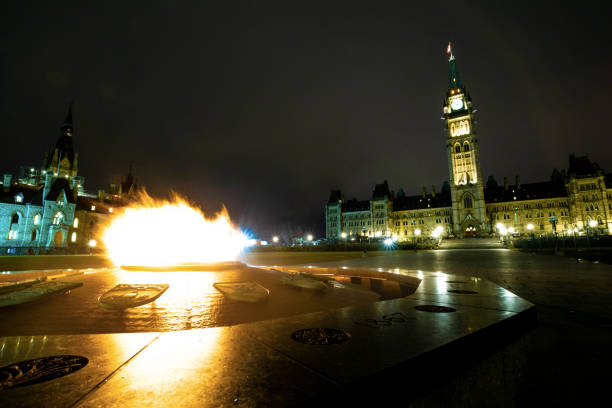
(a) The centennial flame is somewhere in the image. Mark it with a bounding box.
[102,192,249,267]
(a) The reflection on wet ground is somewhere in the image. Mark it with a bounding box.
[0,263,419,336]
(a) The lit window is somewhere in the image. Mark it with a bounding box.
[53,212,64,225]
[91,205,96,211]
[14,194,23,203]
[71,232,77,242]
[73,218,79,228]
[109,207,113,213]
[8,229,18,240]
[33,214,40,225]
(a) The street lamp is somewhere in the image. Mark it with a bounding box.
[272,236,279,243]
[306,234,313,242]
[340,232,347,239]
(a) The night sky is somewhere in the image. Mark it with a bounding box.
[2,2,611,238]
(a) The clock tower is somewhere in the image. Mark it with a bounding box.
[442,43,487,237]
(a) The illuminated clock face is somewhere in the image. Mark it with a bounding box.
[451,99,464,111]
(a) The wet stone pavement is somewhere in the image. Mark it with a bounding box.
[313,248,612,406]
[0,248,609,406]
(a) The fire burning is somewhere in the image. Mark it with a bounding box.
[101,192,249,267]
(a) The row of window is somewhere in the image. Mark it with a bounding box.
[582,194,599,202]
[8,213,77,227]
[7,229,79,242]
[579,183,598,191]
[454,142,471,153]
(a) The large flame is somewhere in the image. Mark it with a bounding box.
[102,192,249,266]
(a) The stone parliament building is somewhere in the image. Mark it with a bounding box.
[325,47,612,241]
[0,105,140,254]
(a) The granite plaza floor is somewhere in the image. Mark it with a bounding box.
[304,248,612,406]
[1,248,610,405]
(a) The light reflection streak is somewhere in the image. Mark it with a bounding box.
[119,328,222,390]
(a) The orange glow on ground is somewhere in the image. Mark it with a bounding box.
[101,192,249,267]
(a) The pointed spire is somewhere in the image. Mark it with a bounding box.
[446,42,464,91]
[61,102,73,134]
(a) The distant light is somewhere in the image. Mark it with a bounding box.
[375,231,382,237]
[109,207,113,213]
[272,236,279,243]
[340,232,347,239]
[383,238,393,246]
[432,226,444,238]
[88,239,97,247]
[306,234,313,241]
[246,239,257,247]
[589,220,597,228]
[30,168,34,172]
[527,223,534,230]
[71,232,77,242]
[496,223,504,230]
[54,173,58,176]
[91,205,96,211]
[508,227,515,233]
[392,234,398,241]
[414,228,421,236]
[260,240,268,246]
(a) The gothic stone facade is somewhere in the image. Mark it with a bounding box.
[1,106,138,254]
[325,49,612,241]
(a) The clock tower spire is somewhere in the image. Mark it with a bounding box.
[442,43,487,237]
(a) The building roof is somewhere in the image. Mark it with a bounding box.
[372,180,391,200]
[328,189,342,203]
[568,154,603,178]
[76,195,117,212]
[0,184,41,205]
[447,44,464,92]
[393,191,451,211]
[341,199,370,212]
[44,178,76,203]
[485,180,566,203]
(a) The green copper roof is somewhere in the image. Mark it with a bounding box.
[448,55,464,91]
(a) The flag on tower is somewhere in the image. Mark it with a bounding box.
[446,42,452,55]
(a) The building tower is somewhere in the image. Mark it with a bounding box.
[442,43,487,237]
[42,104,79,180]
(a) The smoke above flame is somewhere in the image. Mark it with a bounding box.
[101,192,249,267]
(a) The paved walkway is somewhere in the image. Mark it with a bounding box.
[310,248,612,405]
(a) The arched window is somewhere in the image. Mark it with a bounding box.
[463,142,470,152]
[33,213,40,225]
[31,229,38,241]
[53,212,64,225]
[598,216,603,225]
[455,144,461,153]
[11,213,19,224]
[464,195,473,209]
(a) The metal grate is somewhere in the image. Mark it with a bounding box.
[0,355,88,389]
[291,328,351,345]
